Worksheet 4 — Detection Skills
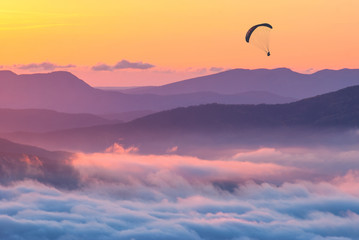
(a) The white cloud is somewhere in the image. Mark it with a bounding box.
[1,146,359,239]
[0,178,358,240]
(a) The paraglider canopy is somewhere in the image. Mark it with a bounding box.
[245,23,273,56]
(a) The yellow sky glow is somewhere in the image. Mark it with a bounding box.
[0,0,358,86]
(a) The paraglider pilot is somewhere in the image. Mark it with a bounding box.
[245,23,273,56]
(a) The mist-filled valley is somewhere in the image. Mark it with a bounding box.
[1,69,359,239]
[2,143,359,239]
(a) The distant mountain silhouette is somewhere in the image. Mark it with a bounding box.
[0,108,115,132]
[122,68,359,99]
[0,70,294,114]
[99,110,155,122]
[129,84,359,130]
[4,85,359,153]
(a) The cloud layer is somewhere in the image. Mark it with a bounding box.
[1,146,359,239]
[92,60,155,71]
[1,178,359,239]
[16,62,76,71]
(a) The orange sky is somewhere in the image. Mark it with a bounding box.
[0,0,358,86]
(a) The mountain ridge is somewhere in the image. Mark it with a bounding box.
[121,68,359,98]
[0,108,115,132]
[3,84,359,153]
[0,70,296,114]
[129,84,359,130]
[0,137,79,188]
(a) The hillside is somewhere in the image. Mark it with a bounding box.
[122,68,359,99]
[129,84,359,130]
[3,85,359,153]
[0,108,114,132]
[0,70,294,114]
[0,138,79,188]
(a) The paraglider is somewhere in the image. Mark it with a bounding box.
[245,23,273,56]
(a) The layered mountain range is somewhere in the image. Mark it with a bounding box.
[1,68,359,156]
[3,84,359,154]
[1,68,359,116]
[0,70,295,115]
[121,68,359,98]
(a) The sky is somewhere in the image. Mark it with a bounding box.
[0,0,358,86]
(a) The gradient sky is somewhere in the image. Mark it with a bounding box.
[0,0,358,86]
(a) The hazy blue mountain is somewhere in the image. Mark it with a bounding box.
[129,84,359,130]
[0,108,115,132]
[4,85,359,154]
[99,110,154,122]
[0,70,294,114]
[122,68,359,98]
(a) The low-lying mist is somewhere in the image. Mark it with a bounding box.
[1,144,359,239]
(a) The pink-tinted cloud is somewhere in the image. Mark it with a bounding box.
[72,148,303,188]
[1,145,359,239]
[332,170,359,196]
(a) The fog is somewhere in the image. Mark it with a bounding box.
[0,144,359,239]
